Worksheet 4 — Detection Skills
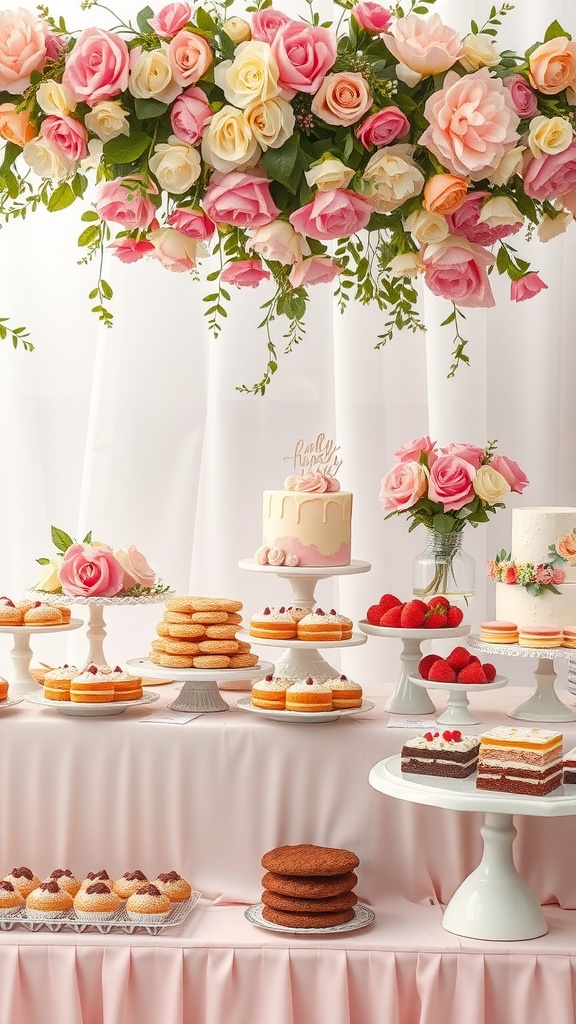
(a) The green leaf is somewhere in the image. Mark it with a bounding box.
[136,5,155,34]
[544,20,571,42]
[36,558,50,565]
[134,98,168,120]
[81,210,100,222]
[261,133,302,193]
[51,526,74,553]
[195,7,217,33]
[103,129,151,165]
[0,141,19,176]
[77,225,100,247]
[101,280,113,300]
[83,531,92,544]
[433,513,456,534]
[47,182,76,212]
[72,173,88,198]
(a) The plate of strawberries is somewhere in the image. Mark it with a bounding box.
[409,647,508,726]
[360,594,468,638]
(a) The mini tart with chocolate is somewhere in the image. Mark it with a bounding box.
[26,881,73,918]
[126,884,172,923]
[113,870,149,899]
[285,678,333,713]
[153,872,192,902]
[0,676,8,701]
[74,883,121,920]
[24,602,62,626]
[71,667,115,704]
[0,880,24,910]
[43,665,78,701]
[0,598,23,625]
[4,867,40,898]
[80,870,112,891]
[249,607,297,640]
[251,673,291,711]
[110,667,143,702]
[327,674,363,710]
[48,869,81,897]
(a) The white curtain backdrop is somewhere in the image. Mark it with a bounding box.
[0,0,575,690]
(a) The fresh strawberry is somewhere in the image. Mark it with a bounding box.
[425,610,448,629]
[427,596,450,610]
[446,646,472,672]
[367,604,384,626]
[379,593,403,614]
[468,655,481,666]
[446,605,464,627]
[418,654,441,680]
[400,600,428,629]
[428,659,457,683]
[451,730,462,742]
[380,604,404,627]
[458,663,488,684]
[442,730,454,742]
[482,663,497,682]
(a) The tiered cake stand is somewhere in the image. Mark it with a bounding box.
[238,559,371,680]
[370,754,576,941]
[468,636,576,722]
[2,621,83,698]
[125,658,274,713]
[358,621,471,715]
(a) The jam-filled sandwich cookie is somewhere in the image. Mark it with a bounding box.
[48,869,81,896]
[113,870,149,899]
[125,884,172,923]
[26,881,73,919]
[74,883,121,920]
[285,678,333,713]
[4,867,40,898]
[251,674,291,710]
[479,621,519,644]
[24,602,63,626]
[0,598,23,625]
[250,607,297,640]
[0,880,24,910]
[519,627,564,649]
[0,676,8,701]
[153,872,192,902]
[43,665,79,701]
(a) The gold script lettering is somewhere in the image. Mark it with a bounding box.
[284,434,343,477]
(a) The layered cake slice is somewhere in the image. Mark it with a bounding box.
[563,747,576,785]
[476,726,563,796]
[401,730,480,779]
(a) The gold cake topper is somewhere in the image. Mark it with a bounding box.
[284,434,343,477]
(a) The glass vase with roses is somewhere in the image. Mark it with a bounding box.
[379,438,529,599]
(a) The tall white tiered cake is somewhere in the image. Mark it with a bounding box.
[495,508,576,629]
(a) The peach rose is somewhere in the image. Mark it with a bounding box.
[167,29,213,87]
[383,14,462,85]
[387,252,425,278]
[379,461,427,512]
[311,72,372,127]
[557,532,576,563]
[0,103,34,147]
[361,143,424,212]
[149,227,205,272]
[114,546,156,589]
[420,69,519,181]
[289,256,342,288]
[247,220,305,265]
[423,174,468,215]
[0,8,46,94]
[529,37,576,96]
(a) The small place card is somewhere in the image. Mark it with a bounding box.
[387,717,439,729]
[140,711,204,725]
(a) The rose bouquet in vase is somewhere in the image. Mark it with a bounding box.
[379,439,528,600]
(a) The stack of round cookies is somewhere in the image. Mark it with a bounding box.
[150,596,259,670]
[260,844,360,929]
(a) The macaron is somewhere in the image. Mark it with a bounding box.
[562,629,576,649]
[518,627,563,649]
[479,621,519,644]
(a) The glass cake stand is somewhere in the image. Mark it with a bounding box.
[467,635,576,722]
[0,621,83,698]
[125,658,274,713]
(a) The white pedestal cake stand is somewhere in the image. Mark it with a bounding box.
[467,636,575,722]
[125,658,274,713]
[358,621,470,716]
[370,754,576,941]
[0,621,83,698]
[25,591,173,667]
[238,559,371,680]
[409,674,508,726]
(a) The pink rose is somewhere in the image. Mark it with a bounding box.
[490,454,529,494]
[428,455,476,512]
[167,206,215,240]
[203,171,280,228]
[510,273,548,302]
[420,69,519,181]
[221,260,271,288]
[311,72,372,127]
[0,9,46,94]
[41,115,88,163]
[271,23,337,96]
[96,177,157,230]
[446,190,521,246]
[44,30,66,63]
[289,256,342,288]
[379,461,427,512]
[251,9,292,45]
[504,75,538,118]
[423,235,495,308]
[167,30,213,88]
[383,14,462,80]
[394,436,436,462]
[289,189,372,241]
[535,564,554,586]
[59,543,125,598]
[504,565,518,585]
[438,443,484,469]
[108,238,155,263]
[524,141,576,200]
[114,546,157,589]
[148,3,192,37]
[352,3,392,34]
[63,28,129,106]
[356,107,410,148]
[552,568,566,585]
[170,86,212,144]
[288,472,341,494]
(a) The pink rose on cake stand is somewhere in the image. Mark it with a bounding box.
[59,544,125,598]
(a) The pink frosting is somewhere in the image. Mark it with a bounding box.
[269,536,350,568]
[284,472,341,493]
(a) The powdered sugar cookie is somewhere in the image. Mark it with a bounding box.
[164,640,201,656]
[166,624,206,639]
[229,654,259,669]
[192,656,231,669]
[24,604,63,626]
[198,640,239,654]
[205,624,239,639]
[190,612,228,624]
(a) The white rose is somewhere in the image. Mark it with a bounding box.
[214,40,280,109]
[85,101,130,143]
[201,105,260,172]
[23,136,75,180]
[223,17,251,44]
[247,221,306,265]
[387,252,425,278]
[488,145,525,186]
[36,555,63,593]
[305,157,355,192]
[129,47,182,105]
[538,203,573,241]
[80,138,103,173]
[477,195,524,230]
[245,96,295,151]
[460,33,500,73]
[361,144,425,212]
[37,81,76,116]
[474,466,511,504]
[528,114,573,158]
[149,227,207,272]
[149,136,201,194]
[404,208,449,244]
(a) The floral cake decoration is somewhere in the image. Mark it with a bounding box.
[34,526,169,597]
[487,529,576,596]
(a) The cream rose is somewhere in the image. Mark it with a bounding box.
[129,46,182,105]
[23,135,75,180]
[528,115,574,158]
[37,81,76,117]
[488,146,525,186]
[223,17,251,44]
[201,105,260,172]
[473,466,511,504]
[149,135,201,194]
[460,33,500,72]
[404,208,450,244]
[305,157,355,192]
[538,203,573,241]
[477,196,523,230]
[85,101,130,143]
[245,96,295,151]
[36,555,64,593]
[214,40,280,109]
[387,252,425,278]
[247,220,306,265]
[361,143,424,212]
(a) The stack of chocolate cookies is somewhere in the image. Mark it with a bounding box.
[260,844,360,929]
